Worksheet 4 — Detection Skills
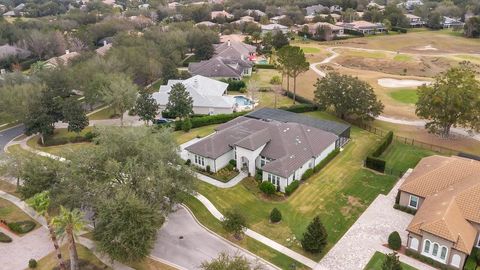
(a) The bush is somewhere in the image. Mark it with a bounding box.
[8,220,36,234]
[28,259,37,269]
[254,64,276,69]
[301,216,328,253]
[270,208,282,223]
[173,112,247,131]
[285,180,299,196]
[259,181,276,195]
[221,79,246,91]
[229,159,236,167]
[206,165,211,174]
[301,169,314,181]
[255,169,263,181]
[84,131,97,141]
[393,204,417,215]
[279,104,317,113]
[365,156,386,172]
[222,209,247,239]
[371,131,393,157]
[388,231,401,250]
[314,149,340,172]
[284,91,315,105]
[185,159,191,165]
[392,26,407,33]
[181,118,192,132]
[0,232,12,243]
[225,163,234,171]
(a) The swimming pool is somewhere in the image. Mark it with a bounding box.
[234,96,253,106]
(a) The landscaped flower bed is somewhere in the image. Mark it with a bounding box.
[196,165,240,183]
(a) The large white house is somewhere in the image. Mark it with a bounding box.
[153,75,235,115]
[185,109,351,192]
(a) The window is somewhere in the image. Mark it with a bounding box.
[409,195,419,209]
[267,173,279,187]
[260,156,269,167]
[440,247,447,260]
[424,240,431,253]
[432,243,439,256]
[194,155,204,166]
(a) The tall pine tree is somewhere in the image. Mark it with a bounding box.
[382,252,402,270]
[301,215,328,253]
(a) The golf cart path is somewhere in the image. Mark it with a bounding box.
[309,46,480,142]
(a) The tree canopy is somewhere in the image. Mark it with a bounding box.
[165,83,193,119]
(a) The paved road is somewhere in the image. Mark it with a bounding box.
[152,206,278,270]
[0,125,24,155]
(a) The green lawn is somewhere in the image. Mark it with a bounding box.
[393,54,413,62]
[88,106,118,120]
[26,128,95,156]
[301,47,321,54]
[380,142,438,173]
[174,124,219,145]
[0,198,41,235]
[364,252,418,270]
[194,111,399,261]
[36,244,110,270]
[388,89,418,104]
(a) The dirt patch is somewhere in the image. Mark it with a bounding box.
[341,195,365,217]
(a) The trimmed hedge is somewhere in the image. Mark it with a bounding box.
[42,131,96,147]
[314,149,340,173]
[365,131,393,173]
[221,79,246,91]
[0,232,12,243]
[285,180,299,196]
[259,181,276,195]
[464,253,477,270]
[388,231,401,250]
[393,204,417,215]
[301,168,314,181]
[392,26,408,33]
[279,104,317,113]
[284,91,315,105]
[173,112,247,131]
[8,220,36,234]
[254,64,276,69]
[270,208,282,223]
[405,250,458,270]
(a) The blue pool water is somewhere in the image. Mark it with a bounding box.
[257,59,268,64]
[234,96,252,106]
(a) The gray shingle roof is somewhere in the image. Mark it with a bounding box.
[214,41,256,59]
[247,108,350,137]
[186,116,338,178]
[188,56,252,79]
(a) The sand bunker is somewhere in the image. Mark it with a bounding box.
[378,78,431,88]
[415,45,439,51]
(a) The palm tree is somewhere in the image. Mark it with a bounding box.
[52,206,86,270]
[27,191,67,270]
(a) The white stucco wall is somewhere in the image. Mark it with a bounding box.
[159,105,233,116]
[262,171,289,192]
[187,151,215,171]
[314,141,336,166]
[235,144,267,176]
[213,150,235,172]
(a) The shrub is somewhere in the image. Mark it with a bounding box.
[254,64,276,69]
[28,259,37,269]
[0,232,12,243]
[314,149,340,172]
[392,26,407,33]
[279,104,317,113]
[270,208,282,223]
[283,91,315,105]
[301,216,327,253]
[8,220,36,234]
[301,169,314,181]
[255,170,263,181]
[388,231,401,250]
[259,181,276,195]
[393,204,417,215]
[475,248,480,266]
[173,112,247,130]
[371,131,393,157]
[185,159,191,165]
[365,156,386,172]
[181,118,192,132]
[206,165,211,174]
[285,180,299,196]
[221,79,246,91]
[225,163,234,171]
[84,131,97,141]
[222,209,247,239]
[229,159,236,167]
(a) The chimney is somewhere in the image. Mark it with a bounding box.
[65,49,70,54]
[103,40,107,46]
[227,40,231,47]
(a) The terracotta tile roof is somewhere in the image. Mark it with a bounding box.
[403,155,480,254]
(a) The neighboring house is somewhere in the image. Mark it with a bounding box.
[305,4,328,16]
[442,16,464,28]
[44,50,80,68]
[304,22,345,36]
[214,40,257,61]
[367,1,385,10]
[232,16,256,25]
[153,75,235,115]
[211,10,234,20]
[196,21,218,27]
[269,15,286,24]
[2,10,15,17]
[397,0,423,10]
[0,4,7,13]
[406,14,425,27]
[185,109,350,192]
[0,44,31,60]
[246,9,266,18]
[330,5,343,13]
[337,20,386,34]
[307,13,341,22]
[398,155,480,269]
[261,23,289,34]
[168,2,184,9]
[138,3,149,9]
[188,56,253,80]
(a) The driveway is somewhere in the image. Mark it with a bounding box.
[152,206,278,270]
[315,169,435,270]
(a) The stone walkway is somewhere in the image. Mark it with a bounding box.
[315,169,435,270]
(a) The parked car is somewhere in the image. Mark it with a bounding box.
[153,118,173,125]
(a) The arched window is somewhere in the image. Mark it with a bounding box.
[440,247,447,260]
[424,240,431,253]
[410,238,419,251]
[432,243,439,256]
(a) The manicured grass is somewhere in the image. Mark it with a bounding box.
[174,124,219,145]
[388,89,418,104]
[127,258,178,270]
[197,167,240,183]
[0,180,20,197]
[36,244,110,270]
[339,49,387,59]
[364,251,418,270]
[193,111,398,261]
[393,54,413,62]
[301,47,321,54]
[88,106,118,120]
[26,128,95,156]
[246,69,282,89]
[380,142,438,173]
[0,198,40,234]
[183,196,309,270]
